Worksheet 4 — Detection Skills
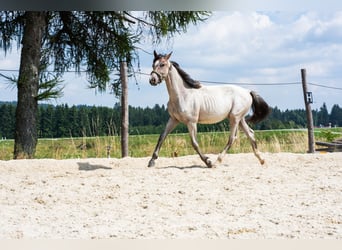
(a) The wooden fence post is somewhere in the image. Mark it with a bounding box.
[301,68,315,153]
[120,61,129,157]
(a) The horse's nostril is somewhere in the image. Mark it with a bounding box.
[150,79,156,85]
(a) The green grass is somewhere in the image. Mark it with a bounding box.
[0,127,341,160]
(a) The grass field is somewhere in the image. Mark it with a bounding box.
[0,128,341,160]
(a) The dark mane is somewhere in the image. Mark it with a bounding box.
[171,61,202,89]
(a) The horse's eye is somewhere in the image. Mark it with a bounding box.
[160,63,165,67]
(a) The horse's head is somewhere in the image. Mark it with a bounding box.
[149,50,172,86]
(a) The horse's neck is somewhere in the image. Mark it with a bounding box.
[165,67,187,101]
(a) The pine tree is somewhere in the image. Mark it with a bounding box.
[0,11,210,158]
[330,104,342,127]
[317,103,329,127]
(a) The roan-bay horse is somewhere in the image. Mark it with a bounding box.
[148,51,270,168]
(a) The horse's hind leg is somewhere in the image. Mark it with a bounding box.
[217,117,239,164]
[148,118,179,167]
[187,122,213,168]
[240,118,265,165]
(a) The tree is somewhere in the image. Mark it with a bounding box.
[78,106,91,137]
[14,12,46,158]
[0,11,210,159]
[330,104,342,127]
[0,103,15,138]
[317,102,329,127]
[38,104,54,138]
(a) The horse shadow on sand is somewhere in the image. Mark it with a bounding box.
[78,162,112,171]
[157,162,230,170]
[158,165,212,170]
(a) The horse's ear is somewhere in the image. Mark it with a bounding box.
[153,50,158,59]
[165,51,173,60]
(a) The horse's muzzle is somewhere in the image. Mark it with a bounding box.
[149,71,162,86]
[149,77,158,86]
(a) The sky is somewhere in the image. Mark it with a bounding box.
[0,11,342,112]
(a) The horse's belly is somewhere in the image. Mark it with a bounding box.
[198,111,228,124]
[197,95,230,124]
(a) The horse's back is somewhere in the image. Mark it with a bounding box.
[219,84,253,115]
[204,84,252,105]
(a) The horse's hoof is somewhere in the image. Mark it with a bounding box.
[147,160,155,168]
[206,159,215,168]
[210,164,217,168]
[260,159,265,165]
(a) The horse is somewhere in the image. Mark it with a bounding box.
[148,51,270,168]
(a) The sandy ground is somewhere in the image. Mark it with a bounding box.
[0,152,341,239]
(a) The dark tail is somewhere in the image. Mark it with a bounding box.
[247,91,271,123]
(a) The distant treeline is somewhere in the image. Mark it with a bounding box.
[0,101,341,139]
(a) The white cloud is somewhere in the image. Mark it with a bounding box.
[0,50,20,70]
[166,11,342,111]
[174,12,275,62]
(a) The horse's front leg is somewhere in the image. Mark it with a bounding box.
[148,118,179,167]
[187,122,213,168]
